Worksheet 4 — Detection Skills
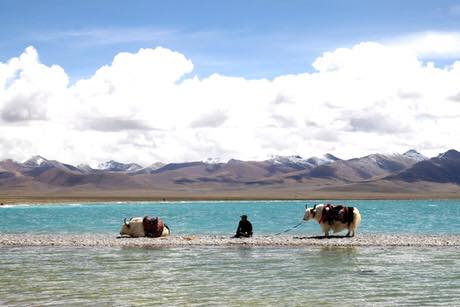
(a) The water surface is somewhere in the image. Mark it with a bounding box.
[1,200,459,306]
[0,246,458,306]
[1,200,459,235]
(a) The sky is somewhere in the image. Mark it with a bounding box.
[1,0,460,166]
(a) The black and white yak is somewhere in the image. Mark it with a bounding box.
[120,216,170,238]
[304,204,361,237]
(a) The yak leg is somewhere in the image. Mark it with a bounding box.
[348,228,355,237]
[346,226,353,237]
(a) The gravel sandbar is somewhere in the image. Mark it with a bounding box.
[1,234,459,248]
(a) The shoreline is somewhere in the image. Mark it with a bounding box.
[1,234,459,248]
[2,195,460,205]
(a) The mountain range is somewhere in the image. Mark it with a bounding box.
[1,149,459,201]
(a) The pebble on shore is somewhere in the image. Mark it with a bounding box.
[1,234,459,248]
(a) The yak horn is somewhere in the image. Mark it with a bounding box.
[313,204,317,209]
[124,218,128,225]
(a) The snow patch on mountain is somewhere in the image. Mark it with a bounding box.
[307,153,340,166]
[98,160,143,172]
[203,157,221,164]
[269,155,310,166]
[268,154,339,168]
[135,162,166,174]
[403,149,427,162]
[436,149,460,160]
[77,164,94,173]
[24,155,48,167]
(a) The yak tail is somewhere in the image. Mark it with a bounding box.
[353,208,362,228]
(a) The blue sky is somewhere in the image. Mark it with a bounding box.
[1,0,459,80]
[1,1,460,164]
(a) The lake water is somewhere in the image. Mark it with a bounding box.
[1,199,460,235]
[1,200,460,306]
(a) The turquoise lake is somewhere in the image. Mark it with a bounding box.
[1,199,460,235]
[1,200,459,306]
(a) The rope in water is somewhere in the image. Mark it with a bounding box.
[275,221,304,235]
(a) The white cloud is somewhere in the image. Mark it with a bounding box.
[1,42,460,165]
[387,31,460,59]
[0,46,68,123]
[1,92,49,122]
[190,110,228,128]
[347,112,411,134]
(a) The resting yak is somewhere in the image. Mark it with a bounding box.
[304,204,361,237]
[120,216,170,238]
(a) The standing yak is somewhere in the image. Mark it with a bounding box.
[304,204,361,237]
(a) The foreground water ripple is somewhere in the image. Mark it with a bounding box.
[0,246,459,306]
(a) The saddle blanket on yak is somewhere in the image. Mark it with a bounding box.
[320,204,354,226]
[142,216,164,237]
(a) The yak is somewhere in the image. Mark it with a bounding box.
[120,216,170,238]
[304,204,361,237]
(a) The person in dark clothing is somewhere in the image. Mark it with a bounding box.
[234,215,253,238]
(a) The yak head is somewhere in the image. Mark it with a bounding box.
[119,217,145,237]
[303,204,319,221]
[119,217,133,235]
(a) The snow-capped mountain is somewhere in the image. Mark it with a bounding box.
[23,155,48,167]
[269,155,311,167]
[134,162,166,174]
[306,153,340,167]
[97,160,143,172]
[22,155,81,174]
[77,164,94,174]
[269,154,339,169]
[436,149,460,160]
[203,157,222,164]
[403,149,427,162]
[1,149,459,192]
[390,149,460,183]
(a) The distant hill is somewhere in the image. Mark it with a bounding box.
[0,149,459,200]
[288,150,426,182]
[387,149,460,184]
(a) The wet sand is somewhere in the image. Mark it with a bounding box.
[1,234,459,248]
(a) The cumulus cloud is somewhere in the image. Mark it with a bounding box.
[387,31,460,59]
[1,92,49,122]
[271,114,297,128]
[272,93,293,105]
[0,46,68,123]
[347,113,410,134]
[80,117,154,132]
[190,110,228,128]
[1,41,460,165]
[397,90,422,99]
[448,91,460,102]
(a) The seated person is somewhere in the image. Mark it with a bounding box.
[234,215,253,238]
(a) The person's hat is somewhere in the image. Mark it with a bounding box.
[240,215,247,218]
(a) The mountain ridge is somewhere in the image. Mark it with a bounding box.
[1,150,459,199]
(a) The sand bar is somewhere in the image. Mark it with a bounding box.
[1,234,459,248]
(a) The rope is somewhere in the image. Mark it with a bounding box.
[275,221,304,235]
